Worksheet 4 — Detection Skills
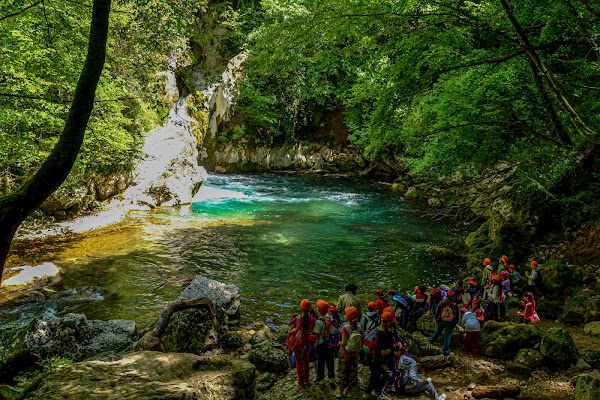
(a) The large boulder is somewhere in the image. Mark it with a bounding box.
[27,352,256,400]
[540,327,579,366]
[249,341,288,372]
[396,328,441,357]
[0,309,136,380]
[572,371,600,400]
[416,314,437,337]
[161,275,241,354]
[513,348,545,368]
[479,321,543,359]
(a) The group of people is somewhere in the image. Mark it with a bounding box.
[285,256,543,399]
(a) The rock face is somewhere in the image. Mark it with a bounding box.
[540,327,579,366]
[479,321,543,359]
[27,352,256,400]
[249,341,288,372]
[160,275,241,354]
[0,309,136,380]
[572,371,600,400]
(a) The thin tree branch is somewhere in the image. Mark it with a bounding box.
[0,0,45,22]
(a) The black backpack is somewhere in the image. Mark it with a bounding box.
[364,314,381,333]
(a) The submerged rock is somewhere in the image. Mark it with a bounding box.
[479,321,542,359]
[27,352,256,400]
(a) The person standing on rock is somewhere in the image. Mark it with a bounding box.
[288,299,316,388]
[428,299,459,356]
[335,306,364,398]
[524,261,539,295]
[313,300,335,384]
[338,283,361,319]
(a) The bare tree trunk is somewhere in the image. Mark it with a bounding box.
[0,0,112,276]
[133,298,217,352]
[499,0,600,143]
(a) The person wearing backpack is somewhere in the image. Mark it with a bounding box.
[489,275,503,321]
[335,306,364,398]
[363,309,396,399]
[394,344,447,400]
[313,300,335,384]
[287,299,316,388]
[524,261,540,295]
[389,290,409,330]
[329,306,343,355]
[360,302,381,335]
[460,307,480,356]
[480,258,493,287]
[428,299,459,356]
[406,285,429,332]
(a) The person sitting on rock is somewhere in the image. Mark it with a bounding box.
[313,300,334,384]
[394,344,447,400]
[338,283,361,319]
[518,292,536,324]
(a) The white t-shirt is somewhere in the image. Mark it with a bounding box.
[528,269,538,286]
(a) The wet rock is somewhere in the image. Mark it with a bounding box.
[584,321,600,336]
[181,275,241,319]
[513,348,545,368]
[0,309,137,380]
[249,341,288,372]
[540,327,579,366]
[27,352,256,400]
[567,359,593,376]
[572,371,600,400]
[479,321,543,359]
[505,361,532,379]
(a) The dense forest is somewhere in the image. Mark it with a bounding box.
[1,0,600,265]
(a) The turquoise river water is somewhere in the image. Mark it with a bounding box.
[2,173,471,328]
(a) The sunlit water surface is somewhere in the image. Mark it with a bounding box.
[2,173,471,328]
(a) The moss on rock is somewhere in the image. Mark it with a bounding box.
[479,321,543,359]
[513,348,545,368]
[540,327,579,367]
[538,260,578,300]
[505,361,532,379]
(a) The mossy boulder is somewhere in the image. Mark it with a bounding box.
[479,321,543,359]
[416,314,437,337]
[160,308,219,354]
[248,341,288,372]
[537,260,577,300]
[540,327,579,366]
[572,371,600,400]
[505,361,532,379]
[584,297,600,322]
[584,321,600,336]
[513,348,545,368]
[561,290,593,324]
[221,332,244,349]
[397,328,442,357]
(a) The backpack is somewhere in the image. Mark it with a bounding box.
[286,317,304,352]
[329,317,342,346]
[363,313,381,333]
[440,304,455,322]
[320,315,332,345]
[362,328,380,360]
[534,270,543,286]
[344,324,363,353]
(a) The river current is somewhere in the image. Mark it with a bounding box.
[2,173,471,328]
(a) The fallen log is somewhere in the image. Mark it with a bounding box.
[133,297,216,352]
[471,385,522,399]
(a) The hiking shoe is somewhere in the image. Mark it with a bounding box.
[313,378,324,385]
[334,389,343,398]
[442,350,451,356]
[439,395,447,400]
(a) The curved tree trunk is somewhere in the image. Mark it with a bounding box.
[0,0,112,277]
[133,298,217,352]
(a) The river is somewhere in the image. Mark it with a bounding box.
[1,173,471,328]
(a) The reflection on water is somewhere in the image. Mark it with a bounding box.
[2,173,472,328]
